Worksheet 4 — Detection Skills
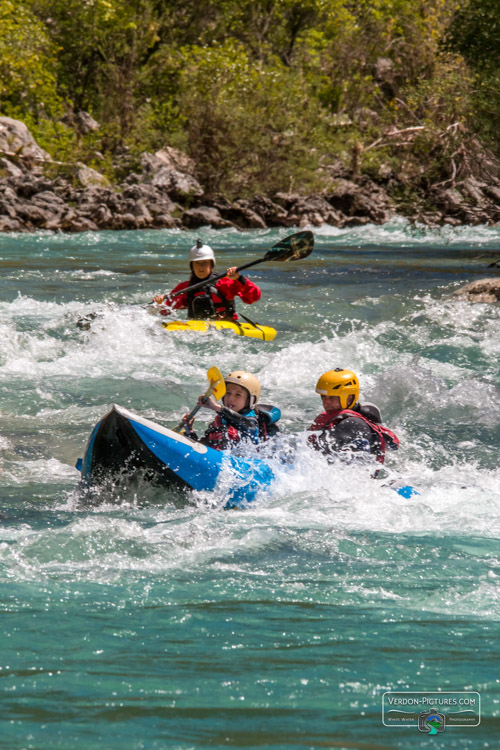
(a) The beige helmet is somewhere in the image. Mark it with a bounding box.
[315,368,359,409]
[225,370,261,408]
[189,239,215,265]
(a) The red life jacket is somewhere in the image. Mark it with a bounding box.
[203,414,240,450]
[309,408,399,464]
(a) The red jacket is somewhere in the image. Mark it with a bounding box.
[163,275,260,321]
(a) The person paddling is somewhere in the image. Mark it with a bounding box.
[308,368,399,465]
[184,370,280,450]
[153,240,261,320]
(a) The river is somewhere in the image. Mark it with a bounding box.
[0,221,499,749]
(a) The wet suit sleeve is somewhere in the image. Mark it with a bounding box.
[216,276,261,304]
[162,280,189,310]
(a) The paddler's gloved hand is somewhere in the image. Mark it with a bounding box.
[152,293,172,316]
[180,414,196,433]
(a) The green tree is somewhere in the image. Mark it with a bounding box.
[446,0,500,149]
[29,0,161,141]
[174,40,331,196]
[0,0,63,119]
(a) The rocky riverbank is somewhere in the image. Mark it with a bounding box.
[1,115,500,233]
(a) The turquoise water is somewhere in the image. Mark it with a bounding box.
[0,221,499,749]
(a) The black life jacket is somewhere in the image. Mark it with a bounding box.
[255,404,281,441]
[186,275,236,320]
[323,406,399,464]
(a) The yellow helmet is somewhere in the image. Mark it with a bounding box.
[225,370,261,408]
[315,368,359,409]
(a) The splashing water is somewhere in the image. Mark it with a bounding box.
[0,222,498,749]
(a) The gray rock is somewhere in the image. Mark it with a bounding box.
[154,146,197,175]
[31,191,66,206]
[453,277,500,303]
[0,157,23,178]
[209,199,267,229]
[0,199,18,219]
[141,151,203,200]
[248,196,288,226]
[182,206,235,229]
[74,111,100,135]
[151,167,203,199]
[152,214,180,228]
[293,195,343,226]
[76,164,110,188]
[92,204,115,227]
[0,116,52,162]
[128,199,153,223]
[122,183,161,201]
[61,212,98,232]
[16,203,53,226]
[0,216,22,231]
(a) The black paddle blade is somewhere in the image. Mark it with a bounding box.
[266,230,314,262]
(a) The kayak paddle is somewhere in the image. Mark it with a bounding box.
[168,230,314,299]
[173,366,226,434]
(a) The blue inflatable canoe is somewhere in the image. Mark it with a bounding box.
[78,404,275,507]
[77,405,418,505]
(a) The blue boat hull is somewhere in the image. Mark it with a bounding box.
[79,404,274,506]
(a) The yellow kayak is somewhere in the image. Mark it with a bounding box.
[162,319,277,341]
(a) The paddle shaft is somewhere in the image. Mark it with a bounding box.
[169,258,263,299]
[173,393,210,433]
[173,367,225,433]
[182,396,209,426]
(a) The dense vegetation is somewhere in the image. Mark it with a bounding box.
[1,0,498,201]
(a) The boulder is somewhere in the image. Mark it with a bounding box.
[0,157,23,179]
[248,196,288,226]
[0,216,22,231]
[60,211,98,232]
[182,206,235,229]
[324,179,393,223]
[208,199,267,229]
[152,213,180,228]
[76,164,110,188]
[31,191,66,207]
[151,168,203,199]
[74,111,100,135]
[0,116,51,162]
[290,195,344,226]
[154,146,197,176]
[61,110,100,135]
[140,151,203,200]
[0,201,18,220]
[453,277,500,303]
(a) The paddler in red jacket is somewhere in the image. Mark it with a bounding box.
[308,368,399,464]
[153,240,261,320]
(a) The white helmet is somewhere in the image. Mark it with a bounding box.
[225,371,261,408]
[189,239,215,265]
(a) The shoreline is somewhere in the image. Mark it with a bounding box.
[2,117,500,234]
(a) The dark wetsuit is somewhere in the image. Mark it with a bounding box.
[308,402,398,462]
